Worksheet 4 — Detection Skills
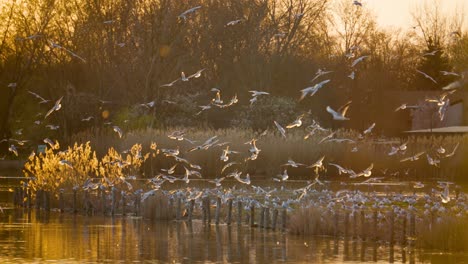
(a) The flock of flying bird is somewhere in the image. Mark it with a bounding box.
[4,1,467,217]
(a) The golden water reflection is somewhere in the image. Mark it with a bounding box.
[0,209,466,263]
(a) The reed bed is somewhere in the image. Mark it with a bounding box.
[69,127,468,182]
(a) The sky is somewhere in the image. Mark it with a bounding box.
[364,0,468,30]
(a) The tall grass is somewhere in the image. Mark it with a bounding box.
[69,127,468,183]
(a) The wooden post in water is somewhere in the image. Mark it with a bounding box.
[43,191,50,211]
[373,211,378,241]
[353,211,358,239]
[110,187,116,216]
[389,210,395,245]
[250,205,255,227]
[100,188,106,215]
[360,210,366,240]
[134,193,141,216]
[226,199,233,225]
[121,191,126,216]
[84,190,89,215]
[26,188,31,208]
[281,208,287,231]
[334,211,339,236]
[344,211,350,238]
[259,207,265,228]
[272,209,278,230]
[265,208,270,229]
[73,189,78,213]
[215,197,221,225]
[176,197,182,221]
[202,198,207,224]
[59,189,64,213]
[188,199,195,222]
[402,212,407,246]
[35,190,42,210]
[237,200,242,226]
[206,197,211,224]
[410,211,416,237]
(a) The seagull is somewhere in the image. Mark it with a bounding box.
[249,90,270,97]
[8,144,18,156]
[318,131,336,144]
[348,71,355,80]
[195,105,212,115]
[273,121,287,138]
[413,182,424,189]
[188,68,205,79]
[362,123,375,135]
[328,163,350,175]
[416,70,437,84]
[326,101,352,120]
[226,19,242,26]
[299,79,330,101]
[438,98,450,121]
[395,103,420,111]
[350,163,373,178]
[234,173,251,185]
[160,78,180,87]
[307,156,325,170]
[221,161,239,173]
[48,41,86,62]
[443,142,459,158]
[113,126,123,138]
[275,169,289,181]
[59,159,73,169]
[208,177,226,187]
[220,146,239,162]
[422,50,438,56]
[28,90,50,104]
[426,154,440,167]
[43,138,57,149]
[178,6,202,20]
[161,164,177,175]
[211,90,223,105]
[400,151,425,162]
[440,70,460,77]
[286,114,304,129]
[310,69,333,83]
[351,55,369,67]
[46,125,60,130]
[81,116,94,122]
[44,96,64,119]
[282,159,304,168]
[439,184,450,203]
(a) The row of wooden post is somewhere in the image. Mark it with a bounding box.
[13,187,417,243]
[178,197,288,232]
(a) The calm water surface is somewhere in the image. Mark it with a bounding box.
[0,209,466,263]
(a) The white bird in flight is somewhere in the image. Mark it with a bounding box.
[226,19,242,26]
[286,114,304,129]
[299,79,330,101]
[416,70,437,84]
[178,6,202,20]
[273,121,287,138]
[113,126,123,138]
[44,96,64,119]
[326,101,351,121]
[351,55,369,67]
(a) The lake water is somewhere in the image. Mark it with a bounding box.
[0,209,466,263]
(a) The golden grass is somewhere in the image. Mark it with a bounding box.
[67,127,468,183]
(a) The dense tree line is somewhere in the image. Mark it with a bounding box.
[0,0,467,154]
